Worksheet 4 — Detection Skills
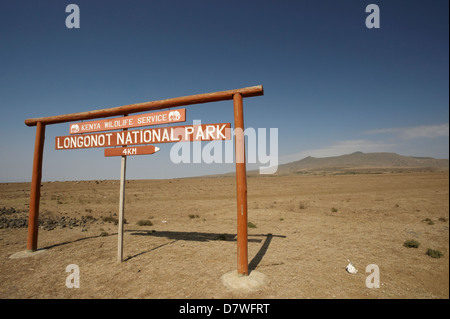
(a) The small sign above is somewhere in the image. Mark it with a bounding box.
[69,109,186,134]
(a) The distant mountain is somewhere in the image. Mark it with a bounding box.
[271,152,449,175]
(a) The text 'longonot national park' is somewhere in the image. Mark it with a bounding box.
[55,123,231,150]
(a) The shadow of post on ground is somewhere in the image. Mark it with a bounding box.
[38,229,286,271]
[129,230,286,271]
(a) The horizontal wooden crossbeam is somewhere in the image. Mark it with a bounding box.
[25,85,264,127]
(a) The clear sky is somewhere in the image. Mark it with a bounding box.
[0,0,448,182]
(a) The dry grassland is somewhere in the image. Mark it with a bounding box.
[0,171,448,299]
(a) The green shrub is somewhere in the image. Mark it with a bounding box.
[331,207,338,213]
[426,248,443,258]
[403,239,420,248]
[137,220,153,226]
[248,222,257,228]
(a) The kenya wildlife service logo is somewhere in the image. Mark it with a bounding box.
[70,124,80,134]
[169,110,181,122]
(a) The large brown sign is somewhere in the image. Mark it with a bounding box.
[69,109,186,134]
[26,85,263,273]
[56,123,231,150]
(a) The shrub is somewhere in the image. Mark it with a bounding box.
[102,216,119,225]
[331,207,338,213]
[403,239,420,248]
[426,248,443,259]
[99,231,108,237]
[188,214,200,219]
[248,222,257,228]
[137,220,153,226]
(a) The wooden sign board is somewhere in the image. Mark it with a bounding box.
[104,145,160,157]
[69,109,186,134]
[56,123,231,150]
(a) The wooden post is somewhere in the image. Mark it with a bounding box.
[27,122,45,251]
[233,93,248,275]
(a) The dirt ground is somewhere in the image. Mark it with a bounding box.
[0,171,448,299]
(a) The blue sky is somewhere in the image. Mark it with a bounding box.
[0,0,448,182]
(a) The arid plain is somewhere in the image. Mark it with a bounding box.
[0,171,448,299]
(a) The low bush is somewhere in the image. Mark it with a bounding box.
[403,239,420,248]
[426,248,443,259]
[137,220,153,226]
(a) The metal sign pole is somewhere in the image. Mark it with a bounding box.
[117,154,126,262]
[117,119,127,262]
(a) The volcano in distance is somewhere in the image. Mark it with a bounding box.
[257,151,449,175]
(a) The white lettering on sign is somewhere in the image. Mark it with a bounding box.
[69,109,186,134]
[81,123,101,132]
[104,145,160,157]
[123,148,137,156]
[56,123,231,150]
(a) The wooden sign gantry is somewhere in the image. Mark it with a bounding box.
[24,85,264,276]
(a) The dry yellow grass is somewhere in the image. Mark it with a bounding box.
[0,171,448,298]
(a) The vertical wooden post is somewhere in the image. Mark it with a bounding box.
[233,93,248,275]
[27,122,45,251]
